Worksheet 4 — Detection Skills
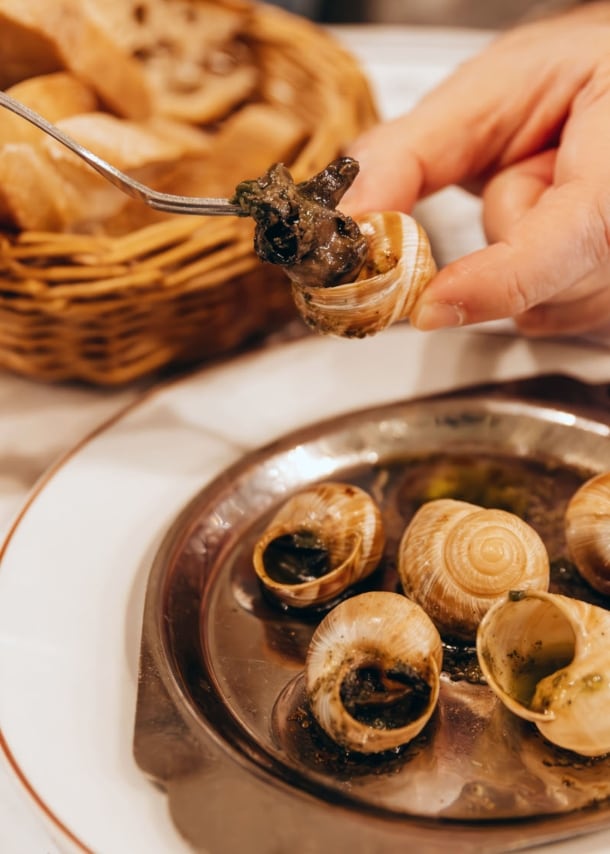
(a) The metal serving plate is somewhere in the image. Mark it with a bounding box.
[134,378,610,853]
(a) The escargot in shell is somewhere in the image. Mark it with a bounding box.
[305,591,443,753]
[252,482,385,609]
[565,470,610,595]
[398,499,550,642]
[232,157,436,337]
[477,589,610,757]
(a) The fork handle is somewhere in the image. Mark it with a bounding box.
[0,90,247,218]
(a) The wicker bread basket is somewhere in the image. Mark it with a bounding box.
[0,0,377,384]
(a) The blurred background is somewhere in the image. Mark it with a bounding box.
[268,0,581,28]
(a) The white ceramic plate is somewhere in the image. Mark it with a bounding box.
[1,326,610,854]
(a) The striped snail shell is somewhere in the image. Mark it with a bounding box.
[397,499,550,642]
[305,591,443,753]
[564,471,610,595]
[290,211,437,338]
[252,482,385,609]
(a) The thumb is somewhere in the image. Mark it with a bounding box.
[410,178,609,329]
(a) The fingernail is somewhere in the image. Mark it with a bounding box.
[411,301,465,330]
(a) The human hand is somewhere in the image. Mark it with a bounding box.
[343,2,610,338]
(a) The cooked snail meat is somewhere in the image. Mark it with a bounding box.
[261,529,329,584]
[231,157,368,288]
[340,664,433,732]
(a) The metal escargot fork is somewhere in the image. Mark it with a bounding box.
[0,90,248,217]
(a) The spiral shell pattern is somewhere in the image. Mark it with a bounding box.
[477,589,610,756]
[398,499,550,641]
[565,471,610,595]
[305,591,442,753]
[290,211,437,338]
[252,482,385,609]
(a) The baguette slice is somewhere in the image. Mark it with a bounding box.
[82,0,258,123]
[0,0,152,118]
[0,111,212,230]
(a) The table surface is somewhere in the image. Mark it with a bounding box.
[1,23,609,854]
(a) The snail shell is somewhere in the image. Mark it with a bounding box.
[397,499,550,642]
[252,482,385,609]
[476,589,610,757]
[565,471,610,595]
[305,591,443,753]
[290,211,437,338]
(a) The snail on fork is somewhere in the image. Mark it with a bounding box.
[232,157,437,337]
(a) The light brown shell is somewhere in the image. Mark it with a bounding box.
[476,589,610,757]
[398,499,550,641]
[252,482,385,609]
[289,211,437,338]
[565,471,610,595]
[305,591,443,753]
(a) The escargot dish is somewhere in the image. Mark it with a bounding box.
[477,589,610,757]
[565,470,610,595]
[305,591,443,753]
[398,499,550,642]
[252,482,385,609]
[232,157,436,337]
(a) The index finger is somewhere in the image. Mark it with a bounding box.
[342,23,591,215]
